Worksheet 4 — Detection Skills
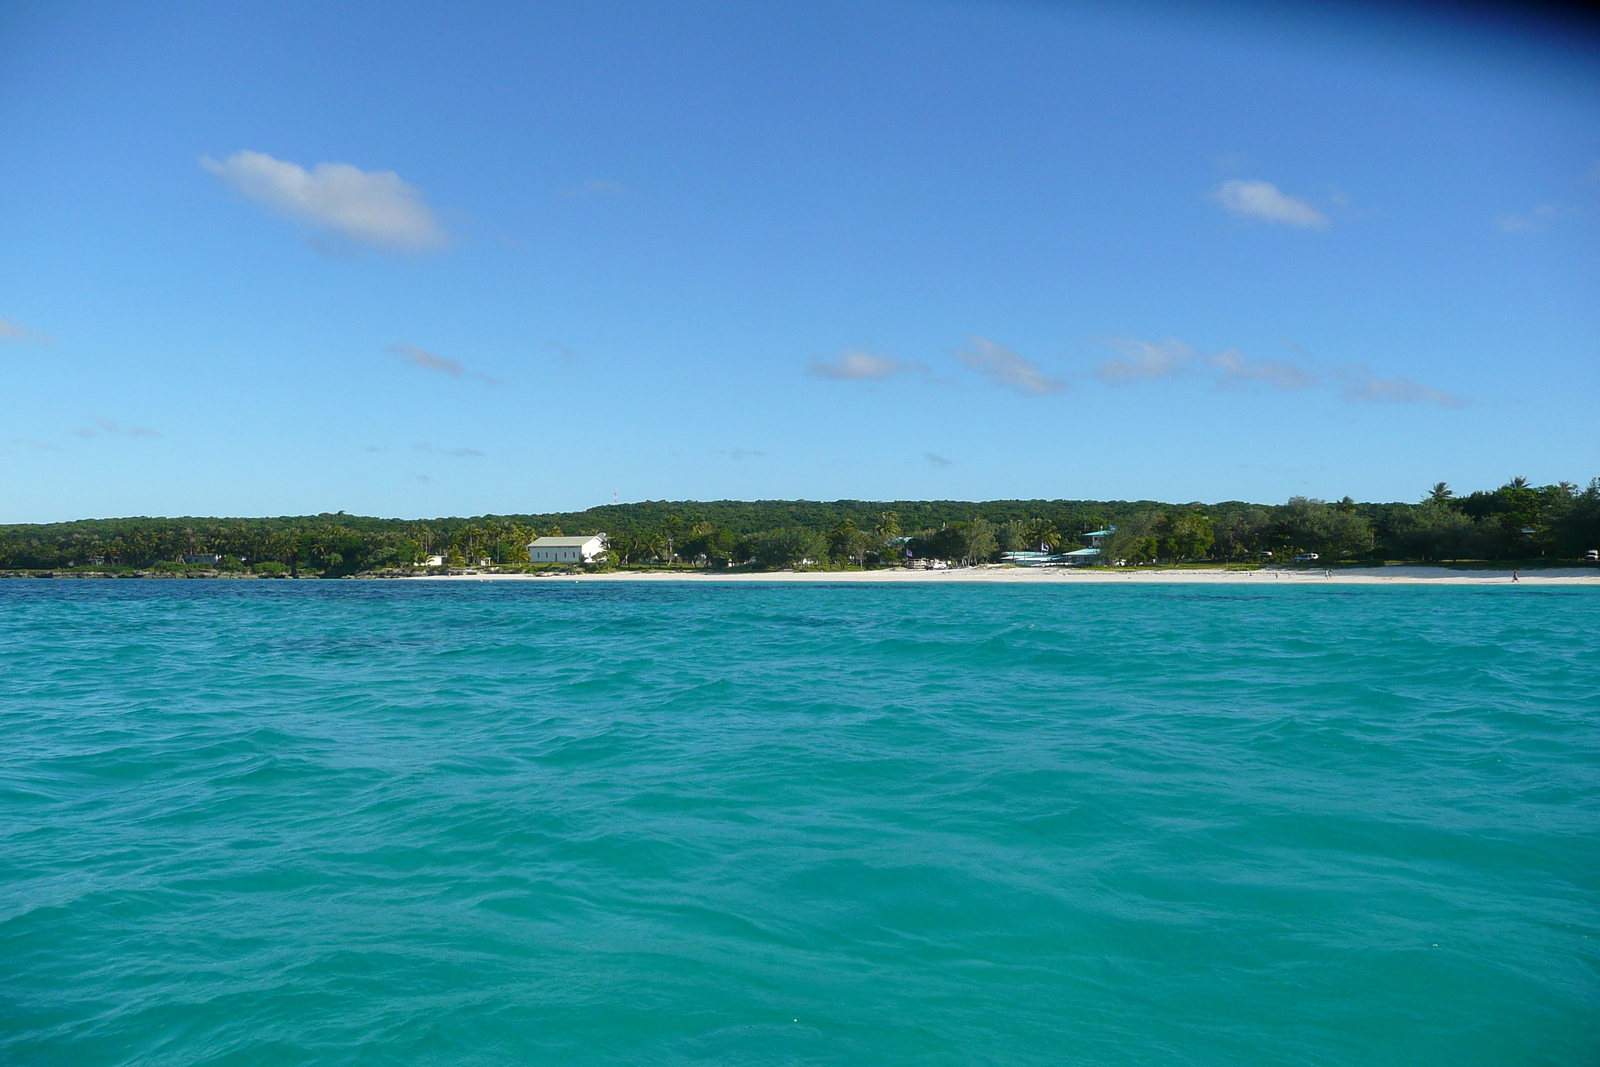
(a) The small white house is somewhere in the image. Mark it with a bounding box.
[527,534,608,564]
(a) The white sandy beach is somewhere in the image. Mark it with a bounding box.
[409,565,1600,586]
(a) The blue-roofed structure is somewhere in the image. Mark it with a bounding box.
[1000,551,1065,566]
[1001,526,1118,567]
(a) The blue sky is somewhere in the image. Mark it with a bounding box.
[2,0,1597,521]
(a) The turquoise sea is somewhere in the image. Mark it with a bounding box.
[2,580,1596,1066]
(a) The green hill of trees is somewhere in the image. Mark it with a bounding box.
[2,478,1596,575]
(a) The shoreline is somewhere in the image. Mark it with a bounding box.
[5,565,1594,586]
[404,565,1600,586]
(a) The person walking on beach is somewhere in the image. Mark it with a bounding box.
[1513,568,1520,583]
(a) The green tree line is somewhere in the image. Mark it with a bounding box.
[2,478,1597,573]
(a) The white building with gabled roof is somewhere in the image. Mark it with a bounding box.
[527,534,608,564]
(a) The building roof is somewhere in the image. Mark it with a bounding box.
[1001,551,1065,566]
[527,535,604,547]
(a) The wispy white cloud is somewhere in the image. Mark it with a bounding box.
[390,343,464,376]
[1212,179,1329,229]
[74,418,160,439]
[1211,348,1316,390]
[203,150,447,252]
[562,177,626,198]
[924,452,953,467]
[1097,338,1194,382]
[1337,367,1464,408]
[11,437,61,451]
[546,341,584,364]
[807,348,925,381]
[413,442,485,457]
[387,344,501,385]
[1098,337,1460,408]
[954,336,1065,395]
[0,317,55,344]
[1496,204,1566,233]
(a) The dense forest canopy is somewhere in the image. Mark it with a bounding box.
[2,478,1597,573]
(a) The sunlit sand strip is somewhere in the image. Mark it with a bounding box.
[406,566,1600,585]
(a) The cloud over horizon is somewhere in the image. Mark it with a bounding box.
[387,344,500,384]
[954,336,1065,395]
[807,349,924,381]
[1211,348,1316,390]
[1496,204,1565,233]
[0,317,56,344]
[1100,336,1461,408]
[413,442,486,457]
[1338,367,1464,408]
[1212,179,1329,229]
[204,150,447,252]
[1097,338,1194,382]
[73,418,160,439]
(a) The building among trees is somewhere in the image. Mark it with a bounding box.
[526,534,608,564]
[1002,526,1116,566]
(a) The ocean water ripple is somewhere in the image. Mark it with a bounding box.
[2,581,1597,1065]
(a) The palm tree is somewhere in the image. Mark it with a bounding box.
[1428,482,1453,503]
[1026,519,1061,553]
[636,531,665,564]
[661,516,682,564]
[1509,476,1530,489]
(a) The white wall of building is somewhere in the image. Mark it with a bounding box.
[527,535,607,563]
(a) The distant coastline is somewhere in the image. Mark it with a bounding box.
[402,565,1599,586]
[5,563,1595,586]
[3,480,1596,577]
